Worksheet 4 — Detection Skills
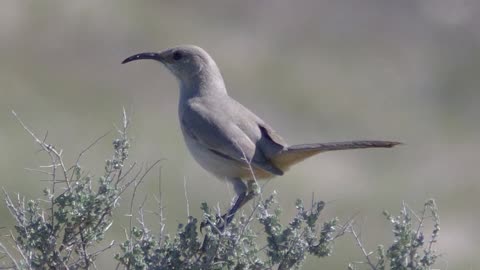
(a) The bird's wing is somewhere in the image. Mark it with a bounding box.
[258,124,285,146]
[229,99,287,158]
[181,100,283,176]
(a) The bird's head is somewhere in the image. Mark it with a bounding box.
[122,45,219,84]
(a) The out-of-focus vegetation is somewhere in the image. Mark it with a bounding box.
[1,1,479,268]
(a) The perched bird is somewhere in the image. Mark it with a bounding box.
[122,45,400,224]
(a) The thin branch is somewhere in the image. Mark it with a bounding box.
[350,225,377,270]
[0,242,19,269]
[117,162,138,186]
[12,110,70,188]
[184,176,190,217]
[127,160,162,243]
[9,231,31,270]
[333,214,357,241]
[156,166,166,243]
[119,160,164,195]
[136,195,149,229]
[70,130,112,180]
[79,229,90,269]
[238,146,264,201]
[90,240,115,258]
[23,168,53,175]
[426,200,440,253]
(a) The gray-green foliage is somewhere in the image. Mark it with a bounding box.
[115,192,337,270]
[1,112,132,269]
[349,200,440,270]
[1,112,440,269]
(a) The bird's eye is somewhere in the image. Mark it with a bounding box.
[172,51,183,61]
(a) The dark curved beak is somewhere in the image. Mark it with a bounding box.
[122,52,164,64]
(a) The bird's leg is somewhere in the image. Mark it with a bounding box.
[223,190,246,226]
[200,179,246,232]
[219,178,247,227]
[220,179,259,227]
[202,179,258,232]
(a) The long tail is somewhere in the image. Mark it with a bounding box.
[272,140,401,171]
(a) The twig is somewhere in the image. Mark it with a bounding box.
[156,166,166,243]
[184,176,190,217]
[136,195,149,230]
[120,160,164,195]
[23,168,53,175]
[0,242,19,269]
[79,229,90,269]
[426,200,440,253]
[12,110,70,188]
[350,225,377,270]
[117,162,138,186]
[9,232,31,270]
[238,146,264,202]
[333,214,357,241]
[127,160,162,244]
[70,130,112,180]
[90,241,115,259]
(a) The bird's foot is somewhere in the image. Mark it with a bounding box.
[200,191,259,233]
[200,207,236,233]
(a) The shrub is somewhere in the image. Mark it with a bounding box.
[0,111,439,269]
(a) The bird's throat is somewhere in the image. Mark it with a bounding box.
[179,71,227,99]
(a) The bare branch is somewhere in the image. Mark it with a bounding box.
[12,110,70,190]
[127,160,162,242]
[350,224,377,270]
[0,242,19,269]
[23,168,53,175]
[184,176,190,217]
[70,130,112,179]
[90,240,115,259]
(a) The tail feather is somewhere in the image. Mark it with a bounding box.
[272,140,401,171]
[287,140,401,152]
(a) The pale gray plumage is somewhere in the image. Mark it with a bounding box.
[122,45,400,222]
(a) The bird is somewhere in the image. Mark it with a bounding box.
[122,45,400,225]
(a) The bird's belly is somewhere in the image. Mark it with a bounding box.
[183,134,272,180]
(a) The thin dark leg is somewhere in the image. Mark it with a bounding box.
[203,179,258,232]
[221,179,257,227]
[222,191,246,225]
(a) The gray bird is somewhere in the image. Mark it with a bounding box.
[122,45,400,223]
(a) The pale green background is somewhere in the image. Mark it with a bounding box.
[1,1,479,269]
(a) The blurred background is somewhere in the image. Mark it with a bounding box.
[1,0,479,268]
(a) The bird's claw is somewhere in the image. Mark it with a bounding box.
[200,213,230,233]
